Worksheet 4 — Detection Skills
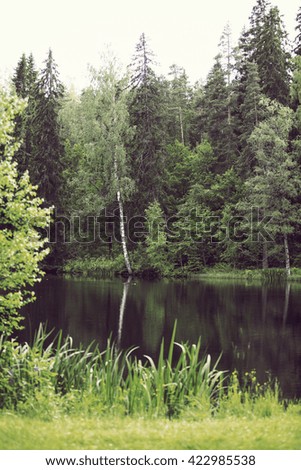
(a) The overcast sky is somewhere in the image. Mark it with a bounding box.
[1,0,300,90]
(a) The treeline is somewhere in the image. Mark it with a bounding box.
[7,0,301,276]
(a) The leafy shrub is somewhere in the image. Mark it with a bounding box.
[0,331,56,409]
[63,255,125,277]
[0,89,51,336]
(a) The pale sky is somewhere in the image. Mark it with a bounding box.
[0,0,300,90]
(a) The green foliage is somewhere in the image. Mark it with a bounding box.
[248,3,290,105]
[198,56,236,172]
[246,100,299,220]
[166,64,193,145]
[63,255,125,277]
[128,33,168,209]
[31,49,64,206]
[144,201,170,275]
[295,6,301,56]
[0,324,224,418]
[219,370,282,418]
[0,89,51,336]
[12,53,38,173]
[235,99,300,271]
[1,324,296,425]
[0,89,26,157]
[237,61,265,176]
[0,333,55,409]
[162,140,216,214]
[6,3,301,275]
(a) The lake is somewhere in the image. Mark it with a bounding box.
[19,276,301,398]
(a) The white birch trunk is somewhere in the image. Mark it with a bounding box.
[284,233,291,277]
[117,277,131,347]
[111,83,132,276]
[114,158,133,276]
[283,282,290,326]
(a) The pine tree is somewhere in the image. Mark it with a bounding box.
[219,23,234,86]
[249,0,270,38]
[252,6,291,104]
[188,80,205,147]
[236,2,290,106]
[290,56,301,159]
[128,33,167,211]
[237,61,264,176]
[12,54,28,98]
[166,65,192,145]
[200,56,236,172]
[12,54,38,172]
[31,49,64,206]
[294,6,301,56]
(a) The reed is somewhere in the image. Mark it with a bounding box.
[0,323,286,419]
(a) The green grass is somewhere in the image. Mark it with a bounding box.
[1,324,300,450]
[0,411,300,449]
[198,266,301,282]
[0,323,225,417]
[63,255,125,277]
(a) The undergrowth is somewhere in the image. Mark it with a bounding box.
[0,323,296,421]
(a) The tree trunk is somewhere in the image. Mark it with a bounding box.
[284,233,291,277]
[262,239,269,269]
[114,159,132,276]
[179,107,184,145]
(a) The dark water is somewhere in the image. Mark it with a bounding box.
[19,276,301,398]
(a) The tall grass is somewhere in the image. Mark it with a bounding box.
[63,256,125,277]
[0,323,288,420]
[0,323,225,418]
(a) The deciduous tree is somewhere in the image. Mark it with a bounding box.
[0,89,51,335]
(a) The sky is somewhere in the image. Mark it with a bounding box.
[0,0,300,90]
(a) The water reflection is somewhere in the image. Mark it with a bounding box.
[117,277,131,348]
[19,277,301,398]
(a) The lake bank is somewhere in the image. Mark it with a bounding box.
[19,276,301,399]
[61,256,301,283]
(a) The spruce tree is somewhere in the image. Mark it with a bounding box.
[166,64,192,145]
[238,61,264,176]
[188,81,205,147]
[31,49,64,207]
[12,54,28,98]
[12,54,38,172]
[219,23,234,86]
[128,33,167,211]
[294,6,301,56]
[249,0,270,39]
[200,56,236,173]
[252,5,291,104]
[244,100,299,274]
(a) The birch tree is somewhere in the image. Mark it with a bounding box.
[86,58,134,274]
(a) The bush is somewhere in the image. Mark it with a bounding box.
[0,89,51,336]
[63,255,125,277]
[0,331,55,409]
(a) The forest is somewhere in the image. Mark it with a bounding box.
[1,0,301,452]
[2,0,301,281]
